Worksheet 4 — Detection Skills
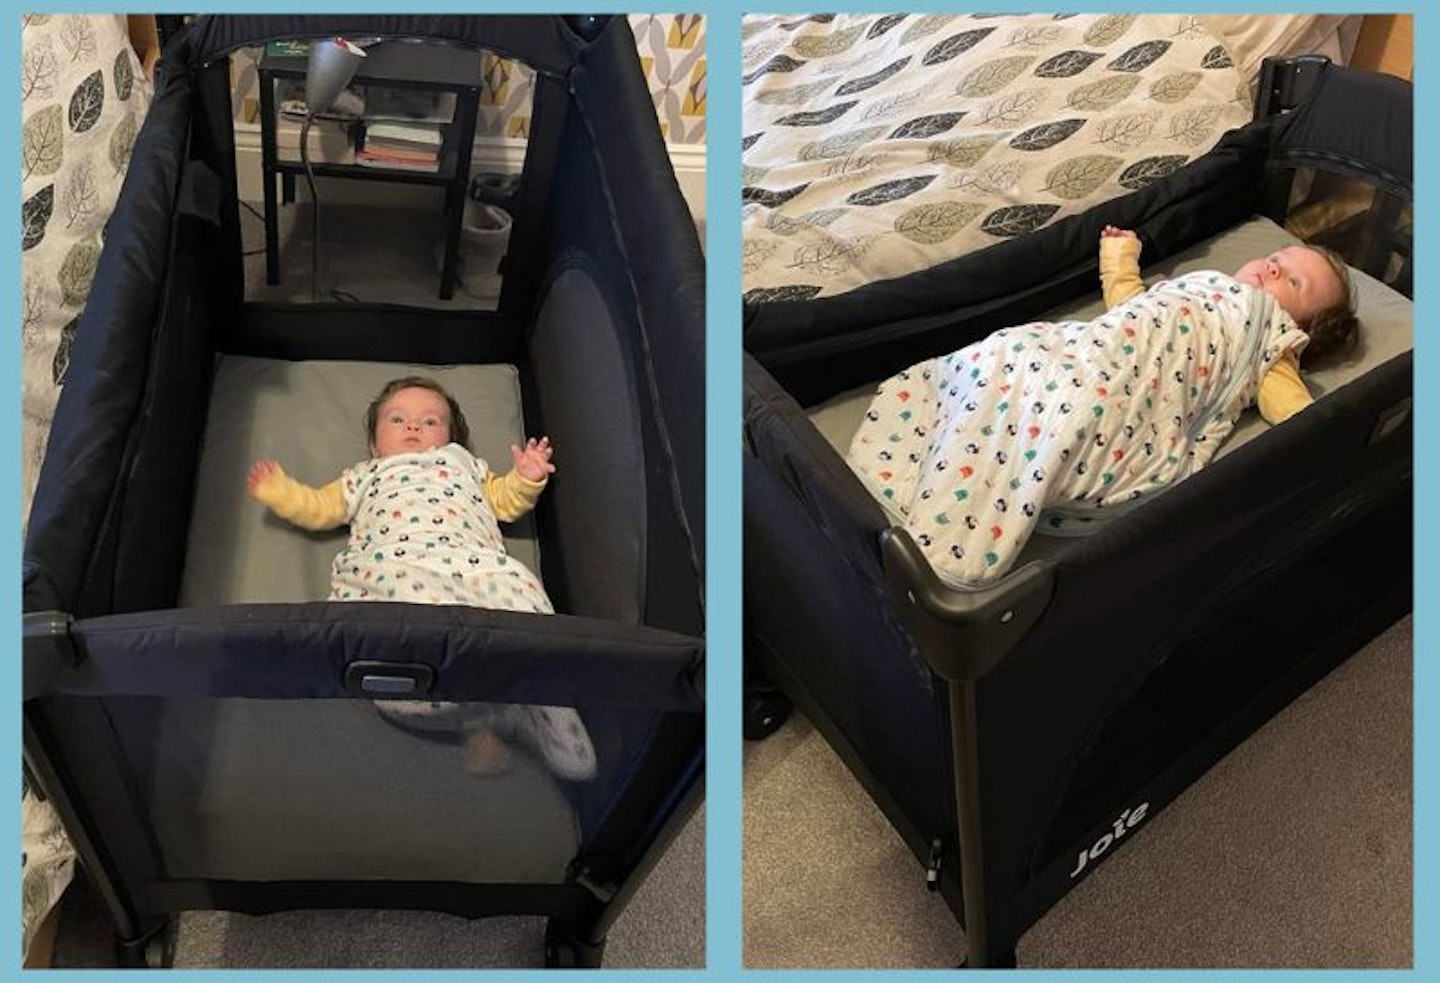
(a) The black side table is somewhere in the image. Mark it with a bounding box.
[258,40,482,300]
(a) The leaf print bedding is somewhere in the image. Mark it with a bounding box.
[22,14,153,526]
[742,14,1252,302]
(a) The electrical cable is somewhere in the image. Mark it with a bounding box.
[238,200,266,255]
[300,111,321,303]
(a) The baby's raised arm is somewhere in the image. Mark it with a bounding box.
[510,436,556,483]
[246,459,348,531]
[1098,226,1146,309]
[484,436,555,522]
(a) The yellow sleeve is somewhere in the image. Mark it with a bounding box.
[1256,351,1313,425]
[483,469,548,522]
[1099,235,1146,309]
[249,464,348,531]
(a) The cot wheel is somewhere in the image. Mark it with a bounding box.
[744,687,792,740]
[543,920,605,968]
[115,916,175,969]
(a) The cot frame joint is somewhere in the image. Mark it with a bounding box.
[23,610,77,701]
[880,528,1054,683]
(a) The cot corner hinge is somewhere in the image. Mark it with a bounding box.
[23,610,77,702]
[570,865,618,904]
[926,838,944,891]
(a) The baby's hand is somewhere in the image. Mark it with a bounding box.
[1101,225,1137,240]
[512,436,556,483]
[247,459,280,495]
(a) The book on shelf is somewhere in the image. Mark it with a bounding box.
[265,39,313,58]
[355,118,446,172]
[365,120,446,148]
[354,151,442,173]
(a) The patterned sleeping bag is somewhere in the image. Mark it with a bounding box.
[848,271,1308,587]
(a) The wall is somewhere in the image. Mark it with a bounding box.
[477,15,705,144]
[1350,14,1412,80]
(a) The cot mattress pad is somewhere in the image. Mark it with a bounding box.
[182,358,539,607]
[807,216,1412,565]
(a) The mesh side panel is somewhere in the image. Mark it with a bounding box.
[97,696,657,884]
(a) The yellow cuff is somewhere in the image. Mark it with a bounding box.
[1256,352,1313,425]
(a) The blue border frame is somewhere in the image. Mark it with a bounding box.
[7,2,1432,977]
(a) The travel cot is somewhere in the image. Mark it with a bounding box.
[22,15,704,968]
[743,58,1410,965]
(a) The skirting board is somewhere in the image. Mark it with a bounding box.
[233,122,706,231]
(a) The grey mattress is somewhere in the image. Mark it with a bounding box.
[808,217,1413,560]
[181,357,540,607]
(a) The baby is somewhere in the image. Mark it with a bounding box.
[848,230,1359,588]
[247,375,596,779]
[1099,226,1357,424]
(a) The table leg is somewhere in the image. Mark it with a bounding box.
[441,180,462,301]
[258,70,281,285]
[264,173,280,286]
[439,88,480,300]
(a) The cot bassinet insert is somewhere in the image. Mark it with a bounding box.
[170,358,575,884]
[743,57,1409,967]
[23,15,703,969]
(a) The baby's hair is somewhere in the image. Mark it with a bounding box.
[365,376,470,450]
[1297,245,1359,367]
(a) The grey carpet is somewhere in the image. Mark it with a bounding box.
[52,806,702,968]
[172,804,705,968]
[241,188,505,309]
[744,615,1412,968]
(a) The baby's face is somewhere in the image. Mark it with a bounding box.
[372,387,452,457]
[1233,246,1343,326]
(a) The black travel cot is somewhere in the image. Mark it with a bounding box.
[743,58,1411,965]
[23,15,704,968]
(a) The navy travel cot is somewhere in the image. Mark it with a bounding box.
[23,15,704,968]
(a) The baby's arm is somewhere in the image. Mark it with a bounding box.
[246,459,348,530]
[483,470,548,522]
[483,437,556,522]
[1099,226,1146,309]
[1256,353,1313,425]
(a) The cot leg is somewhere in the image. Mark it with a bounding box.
[114,914,175,969]
[960,945,1016,968]
[543,918,605,968]
[744,683,792,740]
